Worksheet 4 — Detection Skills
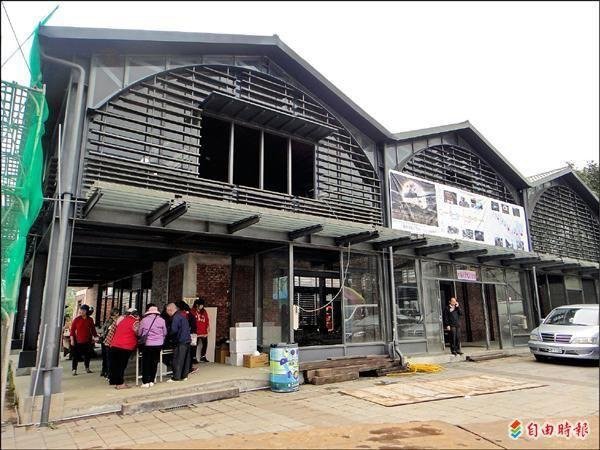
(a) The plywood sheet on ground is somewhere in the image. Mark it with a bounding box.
[340,375,545,407]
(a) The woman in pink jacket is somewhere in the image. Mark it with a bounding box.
[137,303,167,388]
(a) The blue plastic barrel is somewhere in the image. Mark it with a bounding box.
[269,343,299,392]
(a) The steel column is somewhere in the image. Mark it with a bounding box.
[259,130,264,190]
[18,250,47,368]
[228,122,235,184]
[531,266,543,324]
[36,51,86,426]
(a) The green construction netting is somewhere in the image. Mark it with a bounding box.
[1,22,49,318]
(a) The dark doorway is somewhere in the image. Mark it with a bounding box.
[198,116,230,182]
[291,140,314,198]
[264,132,288,193]
[233,124,260,188]
[456,282,486,347]
[484,284,501,348]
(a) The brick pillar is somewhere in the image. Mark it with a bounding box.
[151,261,168,308]
[168,264,184,303]
[196,255,231,342]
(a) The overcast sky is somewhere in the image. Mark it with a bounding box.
[2,1,598,176]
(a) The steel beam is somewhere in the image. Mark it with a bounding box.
[334,230,379,247]
[288,224,323,241]
[392,237,428,251]
[160,202,189,227]
[540,263,582,271]
[415,242,459,256]
[449,249,488,260]
[81,189,103,218]
[520,259,563,268]
[228,215,261,234]
[145,201,172,225]
[372,236,412,250]
[478,253,515,263]
[501,256,541,266]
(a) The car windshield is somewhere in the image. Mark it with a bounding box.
[544,308,599,326]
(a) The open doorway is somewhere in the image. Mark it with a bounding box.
[483,284,501,349]
[455,282,487,348]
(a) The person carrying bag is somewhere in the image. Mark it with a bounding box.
[137,304,167,388]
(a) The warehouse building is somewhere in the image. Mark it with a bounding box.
[12,26,598,381]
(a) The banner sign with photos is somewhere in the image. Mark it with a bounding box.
[389,170,529,251]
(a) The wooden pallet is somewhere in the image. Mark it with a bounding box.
[301,356,402,385]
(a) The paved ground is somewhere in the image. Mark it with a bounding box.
[2,354,598,449]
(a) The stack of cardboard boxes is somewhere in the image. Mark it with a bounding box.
[227,322,257,366]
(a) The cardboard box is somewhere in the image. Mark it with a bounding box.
[228,352,245,366]
[229,339,257,354]
[230,326,257,340]
[215,345,229,364]
[243,353,269,368]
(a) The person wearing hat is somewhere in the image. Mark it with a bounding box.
[137,303,167,388]
[69,304,98,375]
[108,307,140,389]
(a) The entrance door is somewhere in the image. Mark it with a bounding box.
[439,281,455,350]
[492,283,513,348]
[484,284,501,349]
[455,282,487,347]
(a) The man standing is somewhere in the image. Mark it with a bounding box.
[69,305,98,375]
[443,297,463,356]
[191,298,210,363]
[166,302,191,382]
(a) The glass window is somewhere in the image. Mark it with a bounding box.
[422,278,443,352]
[506,270,529,336]
[583,279,598,304]
[293,248,342,347]
[482,267,505,284]
[548,275,567,308]
[544,307,599,326]
[565,276,582,291]
[260,248,289,347]
[394,258,424,340]
[344,254,382,343]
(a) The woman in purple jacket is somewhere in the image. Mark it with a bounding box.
[137,303,167,388]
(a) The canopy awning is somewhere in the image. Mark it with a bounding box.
[82,181,598,271]
[201,92,336,141]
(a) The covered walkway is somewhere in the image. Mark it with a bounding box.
[10,353,269,424]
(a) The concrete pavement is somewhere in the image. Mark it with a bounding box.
[2,354,598,449]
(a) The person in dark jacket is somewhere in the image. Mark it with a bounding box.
[166,302,191,382]
[443,297,463,356]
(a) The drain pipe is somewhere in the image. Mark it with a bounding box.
[36,49,86,427]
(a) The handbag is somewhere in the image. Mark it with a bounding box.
[138,315,158,347]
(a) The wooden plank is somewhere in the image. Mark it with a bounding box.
[310,371,359,385]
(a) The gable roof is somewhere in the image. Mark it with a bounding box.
[38,26,393,142]
[393,120,530,189]
[528,166,599,207]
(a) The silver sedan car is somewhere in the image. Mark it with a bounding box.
[529,304,599,361]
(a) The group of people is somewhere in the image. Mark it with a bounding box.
[65,298,210,389]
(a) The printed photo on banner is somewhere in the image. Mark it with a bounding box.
[389,172,438,227]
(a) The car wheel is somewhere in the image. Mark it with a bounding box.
[534,355,547,362]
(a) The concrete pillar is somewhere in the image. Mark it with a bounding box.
[18,252,47,368]
[11,278,29,349]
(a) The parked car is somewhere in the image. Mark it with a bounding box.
[528,304,599,361]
